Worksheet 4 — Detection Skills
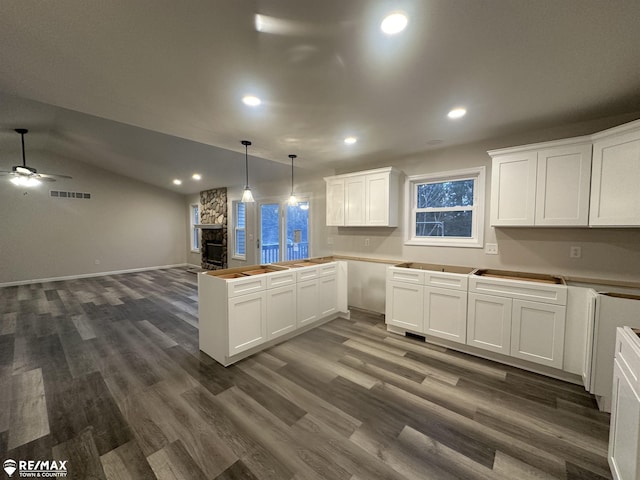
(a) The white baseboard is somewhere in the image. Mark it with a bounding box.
[0,264,189,287]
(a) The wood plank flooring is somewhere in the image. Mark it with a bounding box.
[0,267,612,479]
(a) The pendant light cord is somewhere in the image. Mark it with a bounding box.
[241,140,252,188]
[21,132,26,167]
[289,154,297,194]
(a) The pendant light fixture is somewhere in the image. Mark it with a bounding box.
[288,154,298,206]
[240,140,254,203]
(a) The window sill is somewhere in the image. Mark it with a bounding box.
[232,255,246,261]
[405,239,483,248]
[190,249,200,254]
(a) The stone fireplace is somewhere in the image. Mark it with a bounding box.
[199,187,227,270]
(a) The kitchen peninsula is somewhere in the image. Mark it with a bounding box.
[198,257,348,366]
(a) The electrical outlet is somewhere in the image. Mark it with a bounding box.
[364,238,370,247]
[485,243,498,255]
[327,237,334,245]
[570,246,582,258]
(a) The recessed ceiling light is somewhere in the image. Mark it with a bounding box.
[381,12,408,35]
[447,108,467,119]
[242,95,262,107]
[173,179,182,185]
[192,173,202,180]
[344,136,357,145]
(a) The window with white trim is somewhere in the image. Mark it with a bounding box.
[405,167,485,248]
[233,201,246,259]
[190,203,199,252]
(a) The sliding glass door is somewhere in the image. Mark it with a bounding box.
[259,199,309,263]
[285,200,309,261]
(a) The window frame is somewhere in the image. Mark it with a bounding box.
[404,166,485,248]
[190,203,199,253]
[232,200,247,260]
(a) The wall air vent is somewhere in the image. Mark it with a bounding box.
[50,190,91,199]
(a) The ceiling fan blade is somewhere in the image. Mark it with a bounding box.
[39,173,72,179]
[37,176,56,183]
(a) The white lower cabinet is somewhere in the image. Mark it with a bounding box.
[297,279,320,326]
[318,275,338,317]
[228,291,267,355]
[467,292,567,368]
[467,293,512,355]
[424,286,467,344]
[266,284,297,340]
[610,361,640,480]
[385,265,471,340]
[511,300,566,369]
[609,327,640,480]
[199,261,348,366]
[385,280,424,332]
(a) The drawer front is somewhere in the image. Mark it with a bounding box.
[266,270,296,289]
[227,276,266,297]
[616,328,640,387]
[468,276,567,305]
[387,267,425,285]
[424,272,468,291]
[318,262,337,276]
[296,266,319,282]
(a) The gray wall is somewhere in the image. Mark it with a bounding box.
[327,114,640,284]
[0,151,187,284]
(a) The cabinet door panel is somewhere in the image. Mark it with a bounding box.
[467,293,512,354]
[490,152,537,226]
[297,279,319,326]
[228,292,266,355]
[326,178,345,226]
[590,128,640,226]
[536,144,591,226]
[424,286,467,344]
[365,172,389,226]
[267,285,297,340]
[609,361,640,480]
[345,176,366,225]
[385,281,424,332]
[318,275,338,318]
[511,300,566,368]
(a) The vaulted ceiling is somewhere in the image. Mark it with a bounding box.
[1,0,640,193]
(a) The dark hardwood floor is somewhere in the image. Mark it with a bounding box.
[0,267,612,479]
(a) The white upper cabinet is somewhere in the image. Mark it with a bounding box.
[489,137,592,227]
[345,175,366,226]
[365,172,392,226]
[325,178,345,226]
[590,120,640,227]
[490,151,538,226]
[536,144,592,226]
[325,167,402,227]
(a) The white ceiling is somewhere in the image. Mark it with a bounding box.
[1,0,640,194]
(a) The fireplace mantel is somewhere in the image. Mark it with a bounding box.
[195,224,224,229]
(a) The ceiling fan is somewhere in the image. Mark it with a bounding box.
[0,128,72,186]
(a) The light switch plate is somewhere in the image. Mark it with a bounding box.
[485,243,499,255]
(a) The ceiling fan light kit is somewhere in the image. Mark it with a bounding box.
[1,128,72,187]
